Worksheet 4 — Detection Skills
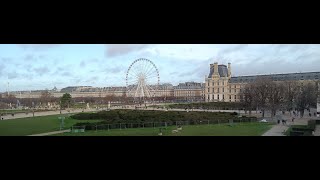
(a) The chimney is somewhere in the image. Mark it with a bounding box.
[228,63,231,77]
[213,62,219,75]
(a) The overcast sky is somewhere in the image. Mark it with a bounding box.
[0,44,319,92]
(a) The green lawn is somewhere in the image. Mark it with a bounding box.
[55,122,273,136]
[0,109,55,114]
[0,115,101,136]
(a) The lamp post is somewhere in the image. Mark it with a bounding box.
[58,116,65,131]
[59,100,62,114]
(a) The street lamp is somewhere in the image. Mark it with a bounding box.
[59,100,62,114]
[58,116,65,131]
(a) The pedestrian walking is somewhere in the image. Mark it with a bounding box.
[292,117,295,122]
[309,113,312,117]
[282,119,287,125]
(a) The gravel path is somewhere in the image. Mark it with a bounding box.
[314,125,320,136]
[28,129,71,136]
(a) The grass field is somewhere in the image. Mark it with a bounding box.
[0,115,102,136]
[55,122,273,136]
[0,109,55,114]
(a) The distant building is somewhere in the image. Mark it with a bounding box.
[174,82,204,101]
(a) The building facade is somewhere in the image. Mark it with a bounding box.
[205,62,320,102]
[205,62,234,102]
[5,83,201,101]
[174,82,204,102]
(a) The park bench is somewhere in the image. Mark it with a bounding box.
[289,130,305,136]
[71,126,86,133]
[72,129,85,133]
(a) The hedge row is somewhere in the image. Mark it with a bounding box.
[70,110,244,124]
[71,110,257,130]
[73,119,258,131]
[289,120,317,136]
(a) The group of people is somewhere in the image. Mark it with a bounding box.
[277,108,319,125]
[292,109,317,118]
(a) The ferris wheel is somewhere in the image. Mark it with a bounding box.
[126,58,160,101]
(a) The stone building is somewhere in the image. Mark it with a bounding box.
[174,82,204,102]
[205,62,233,102]
[205,62,320,102]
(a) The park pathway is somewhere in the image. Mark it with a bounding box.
[262,124,289,136]
[28,129,71,136]
[314,125,320,136]
[262,116,314,136]
[1,108,102,120]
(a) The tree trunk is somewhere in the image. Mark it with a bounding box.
[262,109,265,117]
[300,110,304,118]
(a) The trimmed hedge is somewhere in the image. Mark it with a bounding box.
[288,120,317,136]
[71,110,257,130]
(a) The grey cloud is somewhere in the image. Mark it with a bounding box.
[177,60,210,81]
[39,55,47,59]
[68,78,82,84]
[89,58,100,63]
[51,67,64,75]
[21,73,34,80]
[24,54,35,61]
[18,44,60,50]
[24,64,33,72]
[207,45,320,77]
[178,72,191,77]
[57,67,64,71]
[102,65,125,74]
[0,64,6,76]
[80,61,86,68]
[105,44,151,57]
[1,57,12,62]
[33,66,50,76]
[170,71,178,76]
[84,76,99,84]
[61,72,72,76]
[219,44,249,55]
[8,71,18,79]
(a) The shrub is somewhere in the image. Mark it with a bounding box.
[230,112,238,116]
[308,120,316,131]
[70,110,257,127]
[303,131,313,136]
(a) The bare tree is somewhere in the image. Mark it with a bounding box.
[240,83,254,115]
[120,92,128,104]
[105,95,116,103]
[3,94,17,105]
[283,81,299,115]
[295,82,317,117]
[39,90,54,106]
[252,77,273,117]
[267,82,285,118]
